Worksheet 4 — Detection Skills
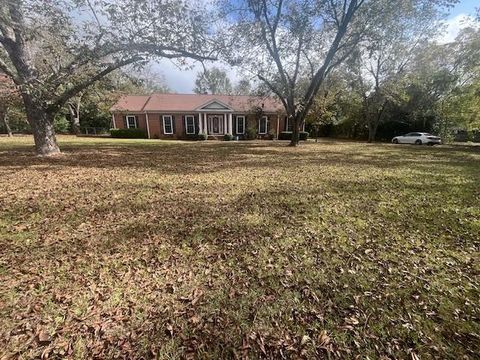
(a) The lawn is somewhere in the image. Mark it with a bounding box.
[0,136,479,359]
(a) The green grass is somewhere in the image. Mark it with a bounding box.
[0,135,479,359]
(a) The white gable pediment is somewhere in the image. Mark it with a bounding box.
[196,99,233,111]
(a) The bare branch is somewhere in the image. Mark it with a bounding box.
[86,0,102,29]
[301,0,360,117]
[258,73,288,109]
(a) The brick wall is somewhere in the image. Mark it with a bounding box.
[112,112,285,139]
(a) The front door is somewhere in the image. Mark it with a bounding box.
[208,115,224,135]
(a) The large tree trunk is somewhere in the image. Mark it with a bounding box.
[367,122,379,143]
[24,100,60,156]
[367,102,385,143]
[289,116,300,147]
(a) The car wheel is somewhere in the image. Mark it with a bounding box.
[393,139,399,144]
[415,139,422,145]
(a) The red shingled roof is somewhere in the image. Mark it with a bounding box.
[110,95,150,112]
[110,93,284,113]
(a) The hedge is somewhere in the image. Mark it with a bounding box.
[278,131,309,141]
[197,132,208,141]
[245,127,257,140]
[110,128,146,138]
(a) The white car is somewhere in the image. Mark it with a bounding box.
[392,132,442,146]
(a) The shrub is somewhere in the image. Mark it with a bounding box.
[110,128,146,138]
[54,115,70,133]
[278,131,309,141]
[223,133,234,141]
[197,132,208,141]
[279,131,292,140]
[267,128,276,140]
[245,127,257,140]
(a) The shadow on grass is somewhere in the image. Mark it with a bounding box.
[0,140,478,174]
[1,139,479,358]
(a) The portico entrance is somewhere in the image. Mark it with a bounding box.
[208,114,224,135]
[196,99,234,135]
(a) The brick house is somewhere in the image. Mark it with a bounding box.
[110,93,294,139]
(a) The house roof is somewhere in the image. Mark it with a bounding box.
[110,93,284,113]
[110,95,151,112]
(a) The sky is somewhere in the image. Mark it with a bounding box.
[154,0,479,94]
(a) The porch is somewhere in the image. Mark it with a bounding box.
[197,112,234,136]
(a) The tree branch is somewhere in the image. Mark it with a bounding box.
[0,57,17,81]
[300,0,360,119]
[257,73,288,110]
[258,1,289,83]
[86,0,102,29]
[48,56,143,112]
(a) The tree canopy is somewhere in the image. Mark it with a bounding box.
[193,67,233,94]
[0,0,215,155]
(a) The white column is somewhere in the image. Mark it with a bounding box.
[198,112,203,133]
[112,114,116,129]
[223,113,227,134]
[228,113,233,135]
[204,113,208,135]
[276,114,280,139]
[145,112,151,139]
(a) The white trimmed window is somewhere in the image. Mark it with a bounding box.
[286,116,293,131]
[258,116,268,134]
[163,115,174,134]
[236,115,245,134]
[126,115,137,129]
[185,115,195,134]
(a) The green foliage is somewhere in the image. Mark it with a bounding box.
[54,115,70,133]
[193,67,233,94]
[267,128,276,140]
[278,131,309,140]
[110,128,146,138]
[186,133,210,141]
[223,133,234,141]
[197,132,208,141]
[79,100,112,130]
[245,127,257,140]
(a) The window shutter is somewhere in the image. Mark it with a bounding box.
[171,115,176,134]
[134,115,138,128]
[123,115,127,128]
[233,115,236,135]
[182,115,185,134]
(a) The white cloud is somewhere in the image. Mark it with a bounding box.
[436,14,479,44]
